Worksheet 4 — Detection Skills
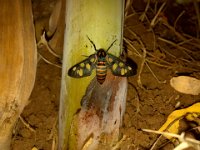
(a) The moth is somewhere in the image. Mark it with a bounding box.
[68,37,135,84]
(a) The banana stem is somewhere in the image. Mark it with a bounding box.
[59,1,124,149]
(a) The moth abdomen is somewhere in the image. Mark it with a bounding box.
[96,61,107,84]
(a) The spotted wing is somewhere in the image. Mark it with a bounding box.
[107,53,135,77]
[68,54,96,78]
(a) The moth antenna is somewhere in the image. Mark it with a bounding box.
[87,36,97,52]
[106,39,117,52]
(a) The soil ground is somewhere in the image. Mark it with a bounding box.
[11,0,200,150]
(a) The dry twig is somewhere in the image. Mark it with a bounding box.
[174,10,185,30]
[128,82,140,114]
[47,117,58,150]
[124,0,133,17]
[150,2,166,27]
[37,31,61,59]
[124,30,169,86]
[38,52,62,68]
[139,0,150,22]
[137,47,146,89]
[111,135,127,150]
[19,116,35,133]
[157,37,195,55]
[145,62,166,84]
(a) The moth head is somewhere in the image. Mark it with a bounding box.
[97,49,107,59]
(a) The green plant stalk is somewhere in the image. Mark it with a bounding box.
[59,0,124,149]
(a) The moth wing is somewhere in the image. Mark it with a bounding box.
[107,54,135,77]
[68,54,96,78]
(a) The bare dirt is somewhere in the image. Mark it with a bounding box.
[11,0,200,150]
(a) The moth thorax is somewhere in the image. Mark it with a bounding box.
[96,61,107,84]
